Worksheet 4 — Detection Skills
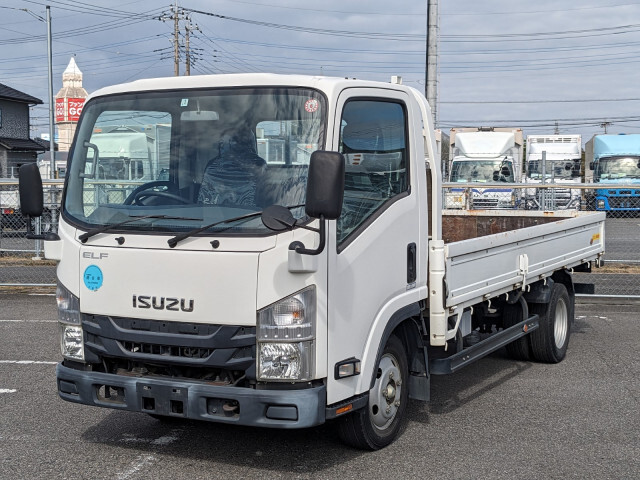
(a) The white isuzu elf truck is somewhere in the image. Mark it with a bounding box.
[19,74,605,450]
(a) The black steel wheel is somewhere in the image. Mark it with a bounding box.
[337,334,409,450]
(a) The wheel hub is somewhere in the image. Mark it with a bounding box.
[384,383,396,402]
[369,354,403,431]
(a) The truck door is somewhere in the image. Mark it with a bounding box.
[326,89,423,404]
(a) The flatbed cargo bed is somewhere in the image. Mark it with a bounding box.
[440,209,606,309]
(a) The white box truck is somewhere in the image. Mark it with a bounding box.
[19,74,605,450]
[524,135,582,210]
[447,127,524,209]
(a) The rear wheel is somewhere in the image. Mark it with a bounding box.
[337,334,409,450]
[502,297,531,361]
[529,283,572,363]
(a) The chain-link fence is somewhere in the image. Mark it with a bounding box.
[1,179,63,288]
[1,180,638,296]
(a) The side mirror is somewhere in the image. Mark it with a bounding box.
[18,163,49,240]
[18,163,44,217]
[305,150,345,220]
[589,162,595,171]
[286,151,345,256]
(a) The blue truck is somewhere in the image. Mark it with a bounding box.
[585,134,640,212]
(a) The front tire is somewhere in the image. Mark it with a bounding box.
[337,335,409,450]
[529,283,573,363]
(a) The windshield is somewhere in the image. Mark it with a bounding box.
[450,159,514,183]
[596,156,640,180]
[64,87,326,235]
[527,159,578,180]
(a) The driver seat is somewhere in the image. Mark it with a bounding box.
[198,131,266,207]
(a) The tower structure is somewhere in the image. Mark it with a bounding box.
[55,57,88,152]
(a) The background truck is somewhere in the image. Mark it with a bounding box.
[447,127,524,209]
[524,134,582,210]
[585,133,640,212]
[19,74,605,450]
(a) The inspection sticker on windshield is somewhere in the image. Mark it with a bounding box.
[180,98,189,107]
[304,98,319,113]
[84,265,104,291]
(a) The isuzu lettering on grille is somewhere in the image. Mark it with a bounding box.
[132,295,194,312]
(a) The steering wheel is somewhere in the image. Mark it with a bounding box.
[133,190,190,205]
[124,181,182,205]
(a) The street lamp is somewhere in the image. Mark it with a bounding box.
[17,6,56,179]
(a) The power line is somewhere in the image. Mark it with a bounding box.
[441,2,640,16]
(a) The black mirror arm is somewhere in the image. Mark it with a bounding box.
[24,215,60,240]
[288,216,326,256]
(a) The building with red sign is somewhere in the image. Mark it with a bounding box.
[55,57,88,152]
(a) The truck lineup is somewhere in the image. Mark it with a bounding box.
[442,130,640,213]
[15,74,608,450]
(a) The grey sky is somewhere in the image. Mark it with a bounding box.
[1,0,639,142]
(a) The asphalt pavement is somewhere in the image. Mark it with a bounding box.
[0,294,638,480]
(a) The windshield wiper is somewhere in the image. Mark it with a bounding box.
[79,214,202,243]
[167,204,305,248]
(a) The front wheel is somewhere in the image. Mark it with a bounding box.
[337,335,409,450]
[529,283,573,363]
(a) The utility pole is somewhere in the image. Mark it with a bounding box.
[600,121,611,134]
[173,2,180,76]
[158,4,185,76]
[185,20,191,76]
[184,16,199,76]
[46,6,55,178]
[425,0,438,126]
[554,121,559,135]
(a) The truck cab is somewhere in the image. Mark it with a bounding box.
[586,134,640,212]
[447,128,523,209]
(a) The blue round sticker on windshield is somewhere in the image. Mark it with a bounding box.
[83,265,103,291]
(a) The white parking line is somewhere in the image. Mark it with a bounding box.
[116,454,156,480]
[0,389,17,394]
[0,360,57,365]
[0,319,57,323]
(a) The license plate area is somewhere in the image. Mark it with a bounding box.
[137,383,188,417]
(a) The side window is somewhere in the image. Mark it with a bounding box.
[337,99,408,244]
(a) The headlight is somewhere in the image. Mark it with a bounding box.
[597,199,605,209]
[60,324,84,361]
[257,286,316,381]
[57,282,84,360]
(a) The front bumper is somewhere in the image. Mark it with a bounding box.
[57,363,326,429]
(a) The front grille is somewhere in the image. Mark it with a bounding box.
[82,315,256,383]
[609,196,640,209]
[471,198,499,209]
